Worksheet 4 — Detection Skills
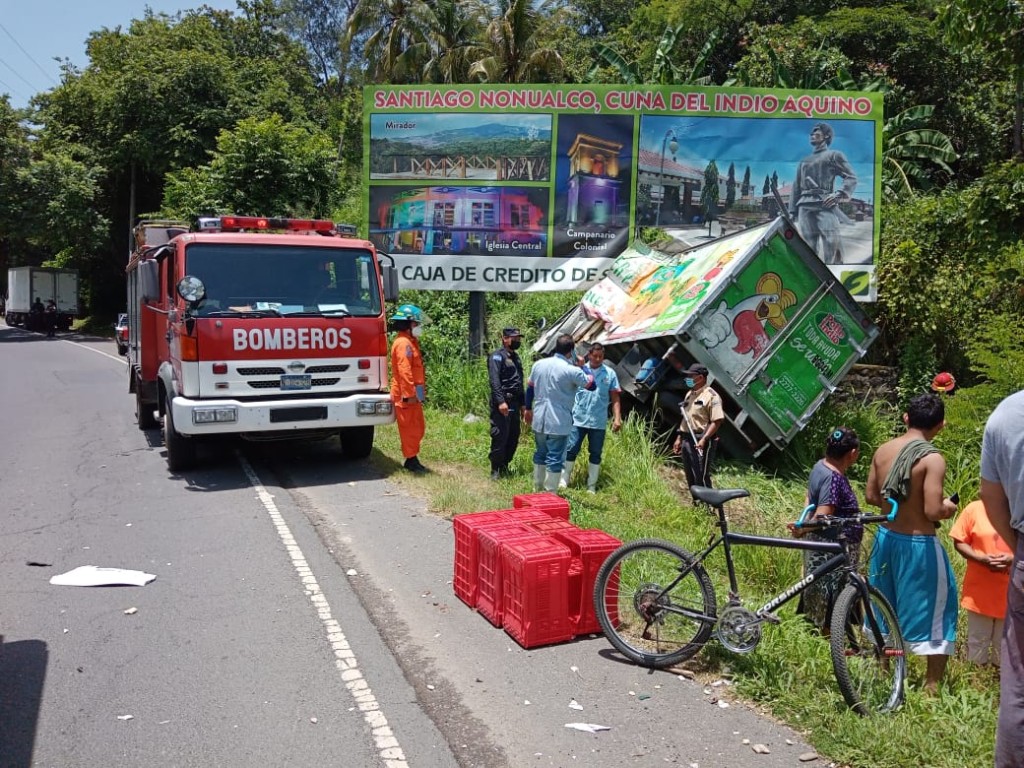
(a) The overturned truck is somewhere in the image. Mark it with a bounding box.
[536,217,879,460]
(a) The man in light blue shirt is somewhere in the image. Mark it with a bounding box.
[561,343,622,493]
[524,334,595,492]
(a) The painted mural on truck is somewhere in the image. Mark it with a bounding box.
[363,85,883,298]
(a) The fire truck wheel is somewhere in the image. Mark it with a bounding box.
[340,426,374,460]
[136,389,159,430]
[164,400,197,471]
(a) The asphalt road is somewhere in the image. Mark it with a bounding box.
[0,322,822,768]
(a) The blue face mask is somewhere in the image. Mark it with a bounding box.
[684,378,696,388]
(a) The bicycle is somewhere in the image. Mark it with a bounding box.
[593,484,906,716]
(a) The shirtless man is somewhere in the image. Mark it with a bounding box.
[865,392,959,694]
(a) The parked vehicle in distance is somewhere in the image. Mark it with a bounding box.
[4,266,80,331]
[115,312,129,355]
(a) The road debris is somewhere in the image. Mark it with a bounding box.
[50,566,156,587]
[564,723,610,733]
[117,715,134,721]
[568,699,584,710]
[752,744,770,754]
[124,607,138,615]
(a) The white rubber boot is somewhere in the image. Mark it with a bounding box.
[559,460,575,489]
[587,463,601,493]
[543,470,561,492]
[533,464,545,492]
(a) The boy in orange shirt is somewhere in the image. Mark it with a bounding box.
[950,499,1014,666]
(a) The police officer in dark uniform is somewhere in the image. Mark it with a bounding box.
[488,327,525,480]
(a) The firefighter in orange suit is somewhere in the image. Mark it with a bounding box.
[390,304,429,473]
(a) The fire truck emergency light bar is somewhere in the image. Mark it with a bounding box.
[197,216,355,234]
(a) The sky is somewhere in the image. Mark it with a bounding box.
[0,1,241,109]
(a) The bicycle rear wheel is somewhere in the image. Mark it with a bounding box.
[593,538,717,668]
[830,581,906,715]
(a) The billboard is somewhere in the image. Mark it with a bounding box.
[363,85,883,299]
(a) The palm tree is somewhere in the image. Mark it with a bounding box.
[347,0,433,83]
[469,0,564,83]
[416,0,488,84]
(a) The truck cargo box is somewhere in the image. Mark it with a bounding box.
[535,217,879,458]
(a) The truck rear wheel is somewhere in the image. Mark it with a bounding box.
[340,426,374,460]
[164,399,197,472]
[136,387,159,430]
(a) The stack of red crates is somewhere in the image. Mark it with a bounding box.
[451,494,621,648]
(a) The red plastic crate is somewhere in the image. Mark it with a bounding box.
[501,537,574,649]
[511,492,571,520]
[452,510,516,607]
[476,524,544,627]
[502,507,553,525]
[551,528,622,635]
[526,518,579,536]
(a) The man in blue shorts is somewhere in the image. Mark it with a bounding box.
[980,389,1024,767]
[866,393,959,694]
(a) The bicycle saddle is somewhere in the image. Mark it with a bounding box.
[690,486,750,507]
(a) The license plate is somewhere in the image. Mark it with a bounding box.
[280,374,312,391]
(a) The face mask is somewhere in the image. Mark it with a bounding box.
[411,325,423,338]
[684,378,695,388]
[509,340,521,350]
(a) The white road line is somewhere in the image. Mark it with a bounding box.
[61,338,127,364]
[237,455,409,768]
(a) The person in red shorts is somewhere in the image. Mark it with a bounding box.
[950,499,1013,666]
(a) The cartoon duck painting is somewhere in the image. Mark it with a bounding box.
[698,272,797,358]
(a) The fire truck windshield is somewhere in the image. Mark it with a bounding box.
[184,244,382,318]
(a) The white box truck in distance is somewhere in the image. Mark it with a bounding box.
[4,266,80,331]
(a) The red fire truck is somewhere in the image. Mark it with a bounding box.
[126,216,399,471]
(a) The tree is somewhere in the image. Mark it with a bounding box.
[726,162,737,209]
[280,0,356,89]
[347,0,435,83]
[762,175,771,195]
[469,0,565,83]
[742,166,751,198]
[410,0,488,84]
[939,0,1024,157]
[161,114,337,221]
[701,160,720,236]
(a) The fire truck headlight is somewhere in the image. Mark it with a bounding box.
[357,401,377,415]
[375,402,393,415]
[193,406,238,424]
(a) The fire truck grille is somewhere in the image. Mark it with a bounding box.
[238,366,285,375]
[305,364,350,374]
[247,378,341,389]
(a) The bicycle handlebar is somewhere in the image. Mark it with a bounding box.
[792,497,897,531]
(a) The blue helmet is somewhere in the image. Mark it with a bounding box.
[390,303,425,323]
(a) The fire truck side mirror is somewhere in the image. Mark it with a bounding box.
[139,261,160,303]
[381,264,399,302]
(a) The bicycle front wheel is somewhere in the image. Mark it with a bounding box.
[593,538,717,668]
[830,581,906,715]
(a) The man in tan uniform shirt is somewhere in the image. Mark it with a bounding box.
[672,364,725,488]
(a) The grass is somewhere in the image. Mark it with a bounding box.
[372,403,999,768]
